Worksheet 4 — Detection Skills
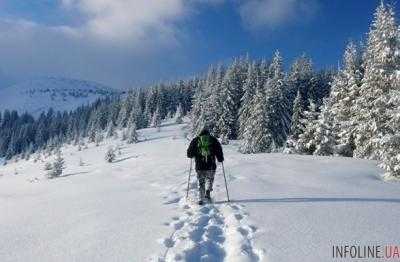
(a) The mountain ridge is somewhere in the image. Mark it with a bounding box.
[0,77,121,116]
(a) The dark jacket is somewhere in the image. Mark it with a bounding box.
[187,130,224,171]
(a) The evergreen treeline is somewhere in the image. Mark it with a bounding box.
[189,52,333,152]
[286,3,400,178]
[0,80,196,161]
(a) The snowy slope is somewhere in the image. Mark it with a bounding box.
[0,77,120,116]
[1,121,400,262]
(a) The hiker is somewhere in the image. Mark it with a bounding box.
[187,127,224,205]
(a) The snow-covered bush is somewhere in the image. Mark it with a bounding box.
[46,151,65,178]
[44,162,52,171]
[283,138,297,154]
[334,143,353,157]
[105,147,116,163]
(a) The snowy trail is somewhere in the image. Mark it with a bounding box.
[154,177,264,262]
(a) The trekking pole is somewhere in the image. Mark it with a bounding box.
[221,162,230,202]
[186,159,193,199]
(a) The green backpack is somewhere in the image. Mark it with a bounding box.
[198,135,211,161]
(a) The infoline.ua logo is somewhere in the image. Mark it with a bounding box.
[332,245,400,260]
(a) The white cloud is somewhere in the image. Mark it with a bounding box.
[0,1,220,88]
[238,0,319,31]
[60,0,186,46]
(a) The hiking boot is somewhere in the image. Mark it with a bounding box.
[205,190,211,200]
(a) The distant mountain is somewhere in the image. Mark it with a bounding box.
[0,77,121,116]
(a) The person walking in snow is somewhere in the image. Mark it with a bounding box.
[187,127,224,205]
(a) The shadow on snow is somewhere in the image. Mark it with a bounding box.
[214,197,400,205]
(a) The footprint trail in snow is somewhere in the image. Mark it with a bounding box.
[152,181,264,262]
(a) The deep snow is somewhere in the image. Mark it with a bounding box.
[1,121,400,262]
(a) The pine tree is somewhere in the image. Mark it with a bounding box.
[190,79,207,136]
[353,3,400,159]
[264,51,291,147]
[175,104,184,124]
[329,42,363,156]
[290,91,304,139]
[216,59,243,139]
[238,62,258,139]
[151,106,162,131]
[117,97,130,128]
[106,120,115,138]
[287,54,313,108]
[313,99,335,156]
[377,87,400,178]
[205,65,225,136]
[284,90,304,153]
[295,101,319,154]
[190,66,221,136]
[240,83,273,153]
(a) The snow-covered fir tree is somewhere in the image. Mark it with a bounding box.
[284,90,304,153]
[353,3,400,159]
[190,66,223,136]
[286,54,314,108]
[295,101,319,154]
[174,104,183,124]
[329,42,363,156]
[151,106,162,131]
[189,79,207,136]
[377,85,400,178]
[205,65,225,136]
[216,59,244,139]
[264,51,291,147]
[117,96,130,128]
[238,62,258,139]
[106,120,116,138]
[240,82,273,153]
[313,99,335,156]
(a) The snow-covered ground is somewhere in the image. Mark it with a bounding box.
[1,121,400,262]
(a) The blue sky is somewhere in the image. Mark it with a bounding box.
[0,0,397,89]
